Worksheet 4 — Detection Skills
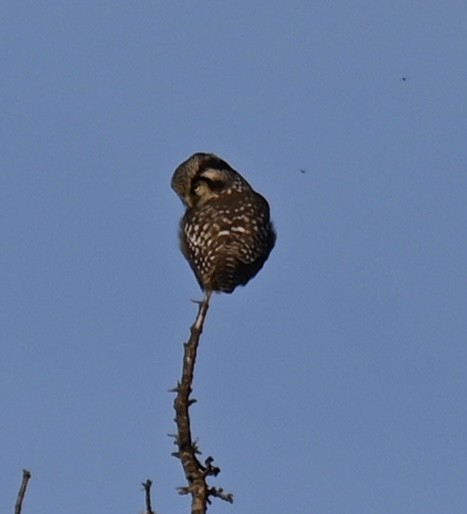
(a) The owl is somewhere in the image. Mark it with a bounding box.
[171,153,276,294]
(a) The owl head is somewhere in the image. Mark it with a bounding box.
[171,153,248,208]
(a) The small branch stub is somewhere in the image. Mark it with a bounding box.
[141,479,156,514]
[14,469,31,514]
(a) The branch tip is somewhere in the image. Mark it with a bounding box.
[141,479,156,514]
[14,469,32,514]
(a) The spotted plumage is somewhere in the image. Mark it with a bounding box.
[171,153,276,294]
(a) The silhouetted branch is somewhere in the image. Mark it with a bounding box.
[14,469,31,514]
[141,479,156,514]
[172,292,233,513]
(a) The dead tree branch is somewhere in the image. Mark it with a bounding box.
[172,292,233,513]
[14,469,31,514]
[141,479,156,514]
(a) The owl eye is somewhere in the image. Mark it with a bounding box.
[191,176,224,196]
[206,179,226,193]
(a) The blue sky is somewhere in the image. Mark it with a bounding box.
[1,2,466,513]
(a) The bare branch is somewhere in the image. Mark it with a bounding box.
[14,469,31,514]
[141,479,156,514]
[172,292,233,513]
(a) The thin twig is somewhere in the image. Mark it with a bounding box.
[14,469,31,514]
[172,292,233,514]
[141,479,156,514]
